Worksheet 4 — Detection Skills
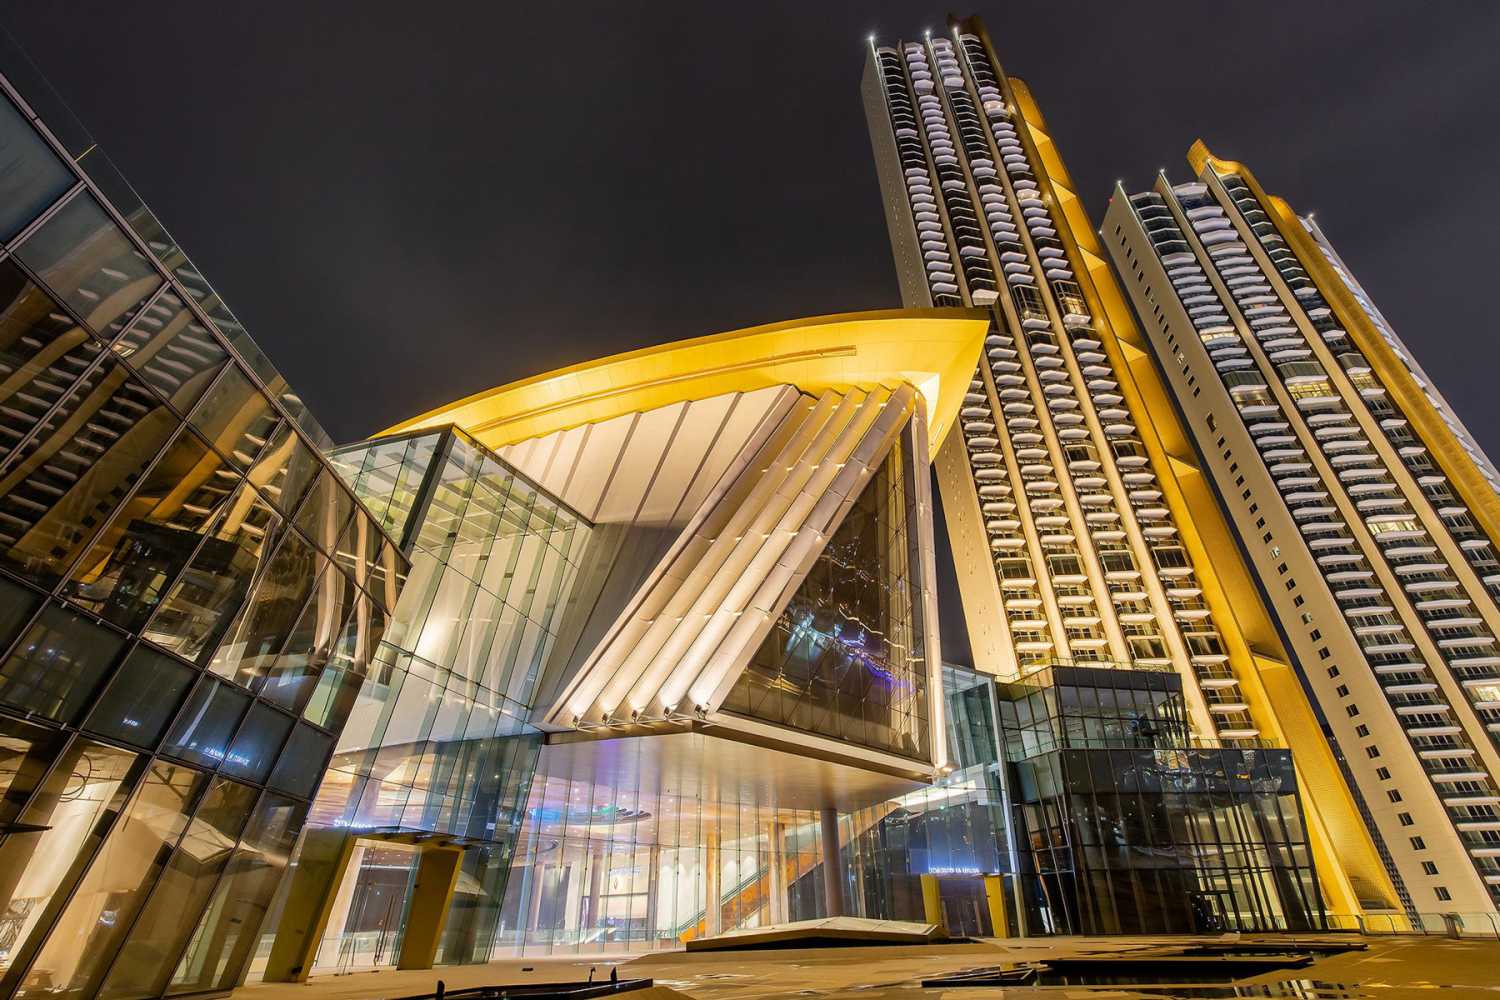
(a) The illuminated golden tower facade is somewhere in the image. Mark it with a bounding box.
[1107,146,1500,914]
[863,15,1402,920]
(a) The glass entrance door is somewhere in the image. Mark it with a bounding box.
[311,840,421,975]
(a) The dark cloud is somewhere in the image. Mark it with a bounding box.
[8,2,1497,664]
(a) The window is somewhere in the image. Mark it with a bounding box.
[1367,745,1381,759]
[1435,887,1451,901]
[1355,724,1369,737]
[1376,767,1390,780]
[1398,811,1413,826]
[1294,594,1304,607]
[1410,836,1426,850]
[1346,703,1360,717]
[1336,684,1349,697]
[1388,789,1403,803]
[1310,629,1321,641]
[0,93,75,241]
[0,601,127,724]
[1319,647,1331,659]
[1327,665,1340,677]
[13,191,162,340]
[1422,861,1438,876]
[82,644,195,748]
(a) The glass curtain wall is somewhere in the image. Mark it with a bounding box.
[492,736,836,957]
[0,65,408,1000]
[996,664,1324,934]
[723,425,932,761]
[284,427,588,971]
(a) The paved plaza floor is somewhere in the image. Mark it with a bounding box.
[231,934,1500,1000]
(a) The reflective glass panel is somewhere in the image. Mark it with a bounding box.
[207,529,322,689]
[221,701,291,783]
[15,760,205,999]
[0,601,127,724]
[12,192,161,340]
[168,792,307,993]
[83,643,196,748]
[268,723,333,798]
[145,480,281,662]
[96,777,257,1000]
[162,676,250,770]
[0,259,102,466]
[111,291,226,413]
[0,358,180,586]
[0,95,74,241]
[63,426,239,630]
[246,422,321,518]
[0,714,69,828]
[0,740,140,989]
[186,365,278,470]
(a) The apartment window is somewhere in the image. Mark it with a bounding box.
[1242,489,1252,500]
[1304,613,1315,625]
[1230,463,1239,474]
[1310,629,1321,641]
[1367,746,1382,759]
[1355,725,1369,737]
[1318,647,1331,659]
[1346,704,1360,718]
[1262,532,1272,543]
[1388,789,1403,803]
[1249,503,1259,514]
[1327,665,1340,678]
[1294,594,1305,607]
[1397,811,1412,825]
[1376,767,1390,780]
[1422,862,1438,876]
[1257,518,1267,529]
[1335,685,1349,697]
[1278,563,1289,575]
[1208,416,1217,432]
[1435,887,1451,902]
[1286,578,1298,591]
[1410,836,1426,850]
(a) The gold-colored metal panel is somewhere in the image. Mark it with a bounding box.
[377,309,988,454]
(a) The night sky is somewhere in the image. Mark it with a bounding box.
[6,2,1498,663]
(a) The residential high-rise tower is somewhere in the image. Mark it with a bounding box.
[1106,144,1500,914]
[862,15,1402,926]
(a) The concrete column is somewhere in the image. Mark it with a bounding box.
[584,845,607,930]
[704,829,722,937]
[920,874,945,933]
[397,846,464,970]
[644,845,661,947]
[983,874,1009,938]
[767,821,788,925]
[263,830,357,983]
[819,807,844,918]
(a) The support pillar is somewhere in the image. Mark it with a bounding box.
[983,874,1009,938]
[767,821,788,925]
[397,846,464,970]
[920,874,945,934]
[263,830,357,983]
[644,845,661,948]
[704,829,722,937]
[819,807,844,918]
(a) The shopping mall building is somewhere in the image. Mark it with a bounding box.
[7,12,1491,998]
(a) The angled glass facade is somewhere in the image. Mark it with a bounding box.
[0,50,409,1000]
[244,426,589,975]
[725,433,931,758]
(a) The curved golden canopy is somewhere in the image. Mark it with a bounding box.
[379,308,988,453]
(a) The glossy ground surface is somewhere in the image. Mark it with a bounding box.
[230,935,1500,1000]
